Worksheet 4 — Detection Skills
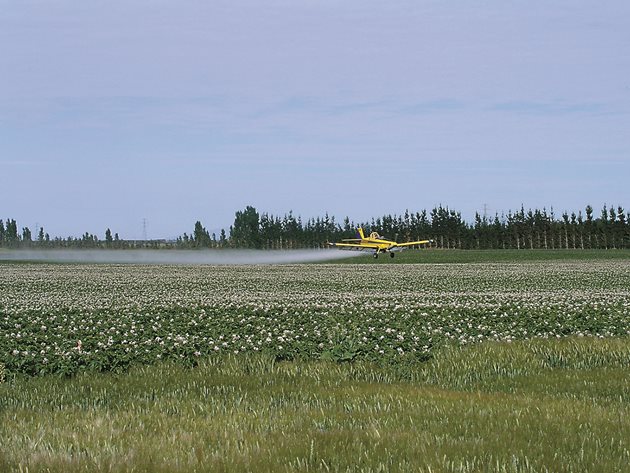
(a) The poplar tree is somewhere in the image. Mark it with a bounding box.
[193,221,211,247]
[585,205,594,248]
[22,227,32,245]
[105,228,113,247]
[231,206,261,248]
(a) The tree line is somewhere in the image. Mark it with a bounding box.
[2,204,629,250]
[0,220,128,249]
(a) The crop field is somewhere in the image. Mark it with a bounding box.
[1,254,630,472]
[1,258,630,376]
[332,248,630,264]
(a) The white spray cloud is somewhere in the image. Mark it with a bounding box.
[0,249,362,265]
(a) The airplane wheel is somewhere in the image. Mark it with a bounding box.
[390,252,395,258]
[373,253,378,259]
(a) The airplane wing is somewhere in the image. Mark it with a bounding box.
[395,239,432,247]
[328,242,380,251]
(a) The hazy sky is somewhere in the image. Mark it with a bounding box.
[2,1,629,239]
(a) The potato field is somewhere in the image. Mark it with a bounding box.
[2,260,629,377]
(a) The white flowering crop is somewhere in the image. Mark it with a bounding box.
[1,261,629,376]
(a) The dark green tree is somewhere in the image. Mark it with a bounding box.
[22,226,32,245]
[585,205,594,248]
[599,205,609,248]
[616,206,627,249]
[5,219,18,246]
[105,228,113,247]
[193,221,211,247]
[231,206,260,248]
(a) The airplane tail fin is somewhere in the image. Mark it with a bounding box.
[357,227,366,239]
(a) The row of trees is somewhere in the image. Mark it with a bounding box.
[2,204,629,250]
[177,204,629,250]
[0,220,129,249]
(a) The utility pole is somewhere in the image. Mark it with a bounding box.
[142,218,148,241]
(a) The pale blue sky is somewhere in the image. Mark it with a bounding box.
[1,1,629,239]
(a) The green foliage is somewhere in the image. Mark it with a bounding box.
[2,259,629,377]
[192,220,211,247]
[231,205,261,248]
[0,362,4,383]
[105,228,113,246]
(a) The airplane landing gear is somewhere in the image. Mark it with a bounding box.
[373,253,379,259]
[390,252,395,258]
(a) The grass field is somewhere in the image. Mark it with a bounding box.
[1,340,630,472]
[1,250,629,472]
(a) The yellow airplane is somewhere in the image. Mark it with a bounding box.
[328,227,432,259]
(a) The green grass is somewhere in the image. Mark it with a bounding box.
[2,338,629,473]
[330,249,630,264]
